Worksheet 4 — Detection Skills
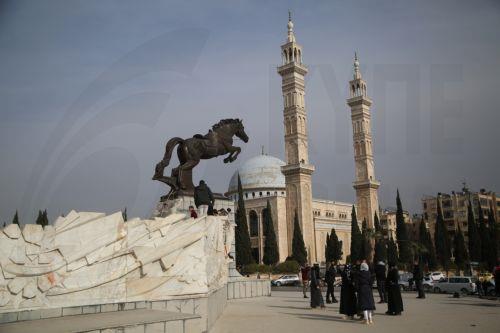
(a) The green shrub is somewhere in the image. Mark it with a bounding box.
[242,263,259,274]
[257,264,272,274]
[273,260,300,274]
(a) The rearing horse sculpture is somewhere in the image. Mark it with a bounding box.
[153,118,249,195]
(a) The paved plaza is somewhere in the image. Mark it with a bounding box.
[212,290,500,333]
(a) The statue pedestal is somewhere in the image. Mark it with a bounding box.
[152,192,242,280]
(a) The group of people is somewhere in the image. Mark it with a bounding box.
[189,180,230,218]
[300,259,406,325]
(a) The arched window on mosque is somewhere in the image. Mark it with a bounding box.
[249,210,259,237]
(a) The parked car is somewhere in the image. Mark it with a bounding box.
[422,276,434,291]
[271,274,300,287]
[398,272,413,291]
[433,277,477,295]
[427,271,446,281]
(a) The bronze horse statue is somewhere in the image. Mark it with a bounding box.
[153,118,249,195]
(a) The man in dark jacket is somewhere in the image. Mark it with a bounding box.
[375,261,387,303]
[194,180,214,216]
[324,262,338,303]
[413,259,425,299]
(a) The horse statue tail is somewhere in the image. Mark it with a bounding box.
[153,137,183,179]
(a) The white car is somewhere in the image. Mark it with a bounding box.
[272,275,300,287]
[433,277,477,295]
[428,272,445,281]
[422,276,434,291]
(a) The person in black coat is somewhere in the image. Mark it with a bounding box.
[194,180,214,216]
[413,259,425,299]
[375,261,387,303]
[310,264,325,308]
[324,263,338,303]
[358,263,376,324]
[339,265,357,319]
[386,262,404,315]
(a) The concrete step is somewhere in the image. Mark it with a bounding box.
[0,309,201,333]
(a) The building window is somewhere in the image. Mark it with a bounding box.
[245,193,248,199]
[259,192,262,197]
[252,192,255,198]
[249,210,259,237]
[267,191,270,196]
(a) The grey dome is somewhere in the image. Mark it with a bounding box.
[227,155,286,194]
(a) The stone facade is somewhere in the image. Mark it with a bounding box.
[346,53,380,230]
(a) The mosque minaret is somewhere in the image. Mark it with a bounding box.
[346,53,380,229]
[226,15,383,265]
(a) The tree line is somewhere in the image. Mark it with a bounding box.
[348,190,499,274]
[235,181,499,275]
[2,209,50,228]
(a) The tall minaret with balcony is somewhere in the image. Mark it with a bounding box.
[346,53,380,229]
[278,13,316,262]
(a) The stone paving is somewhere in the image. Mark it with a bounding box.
[211,290,500,333]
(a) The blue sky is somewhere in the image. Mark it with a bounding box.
[0,0,499,224]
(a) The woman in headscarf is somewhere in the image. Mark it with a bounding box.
[386,262,404,315]
[339,265,357,319]
[310,264,325,309]
[357,262,376,324]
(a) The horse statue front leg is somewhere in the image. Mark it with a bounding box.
[223,145,241,163]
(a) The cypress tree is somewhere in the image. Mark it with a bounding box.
[361,219,372,261]
[122,207,128,222]
[488,208,498,268]
[35,210,43,226]
[418,217,437,270]
[235,174,253,266]
[325,232,331,262]
[42,209,49,227]
[350,205,362,263]
[387,235,398,265]
[292,210,308,265]
[12,211,19,225]
[453,225,468,274]
[466,199,481,263]
[434,198,451,272]
[326,228,342,263]
[478,206,491,268]
[396,190,412,268]
[374,211,387,263]
[262,200,279,265]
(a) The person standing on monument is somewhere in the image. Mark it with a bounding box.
[188,206,198,219]
[194,180,214,216]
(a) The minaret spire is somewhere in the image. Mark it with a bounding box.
[354,51,361,79]
[287,10,295,43]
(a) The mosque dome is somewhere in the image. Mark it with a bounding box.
[227,155,286,195]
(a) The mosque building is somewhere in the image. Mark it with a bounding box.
[226,14,380,264]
